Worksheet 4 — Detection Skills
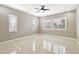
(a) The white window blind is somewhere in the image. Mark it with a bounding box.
[41,17,67,31]
[32,19,37,30]
[9,14,17,32]
[53,17,67,31]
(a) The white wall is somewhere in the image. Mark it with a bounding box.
[40,11,76,38]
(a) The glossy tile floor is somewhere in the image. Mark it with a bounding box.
[0,34,79,54]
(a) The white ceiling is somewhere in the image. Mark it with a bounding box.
[3,4,78,17]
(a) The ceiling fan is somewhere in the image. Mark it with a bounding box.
[34,5,50,13]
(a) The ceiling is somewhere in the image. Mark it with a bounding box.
[3,4,78,17]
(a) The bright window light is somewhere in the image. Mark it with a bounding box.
[32,19,37,30]
[9,14,17,32]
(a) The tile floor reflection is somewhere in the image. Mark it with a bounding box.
[0,34,79,54]
[53,44,66,54]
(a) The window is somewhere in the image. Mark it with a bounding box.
[32,19,37,30]
[42,19,52,30]
[53,17,67,31]
[9,14,17,32]
[41,17,67,31]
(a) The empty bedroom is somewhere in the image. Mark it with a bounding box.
[0,4,79,54]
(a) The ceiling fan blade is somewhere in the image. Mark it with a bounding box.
[34,8,40,10]
[44,9,50,10]
[41,5,43,7]
[35,5,50,13]
[41,5,45,9]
